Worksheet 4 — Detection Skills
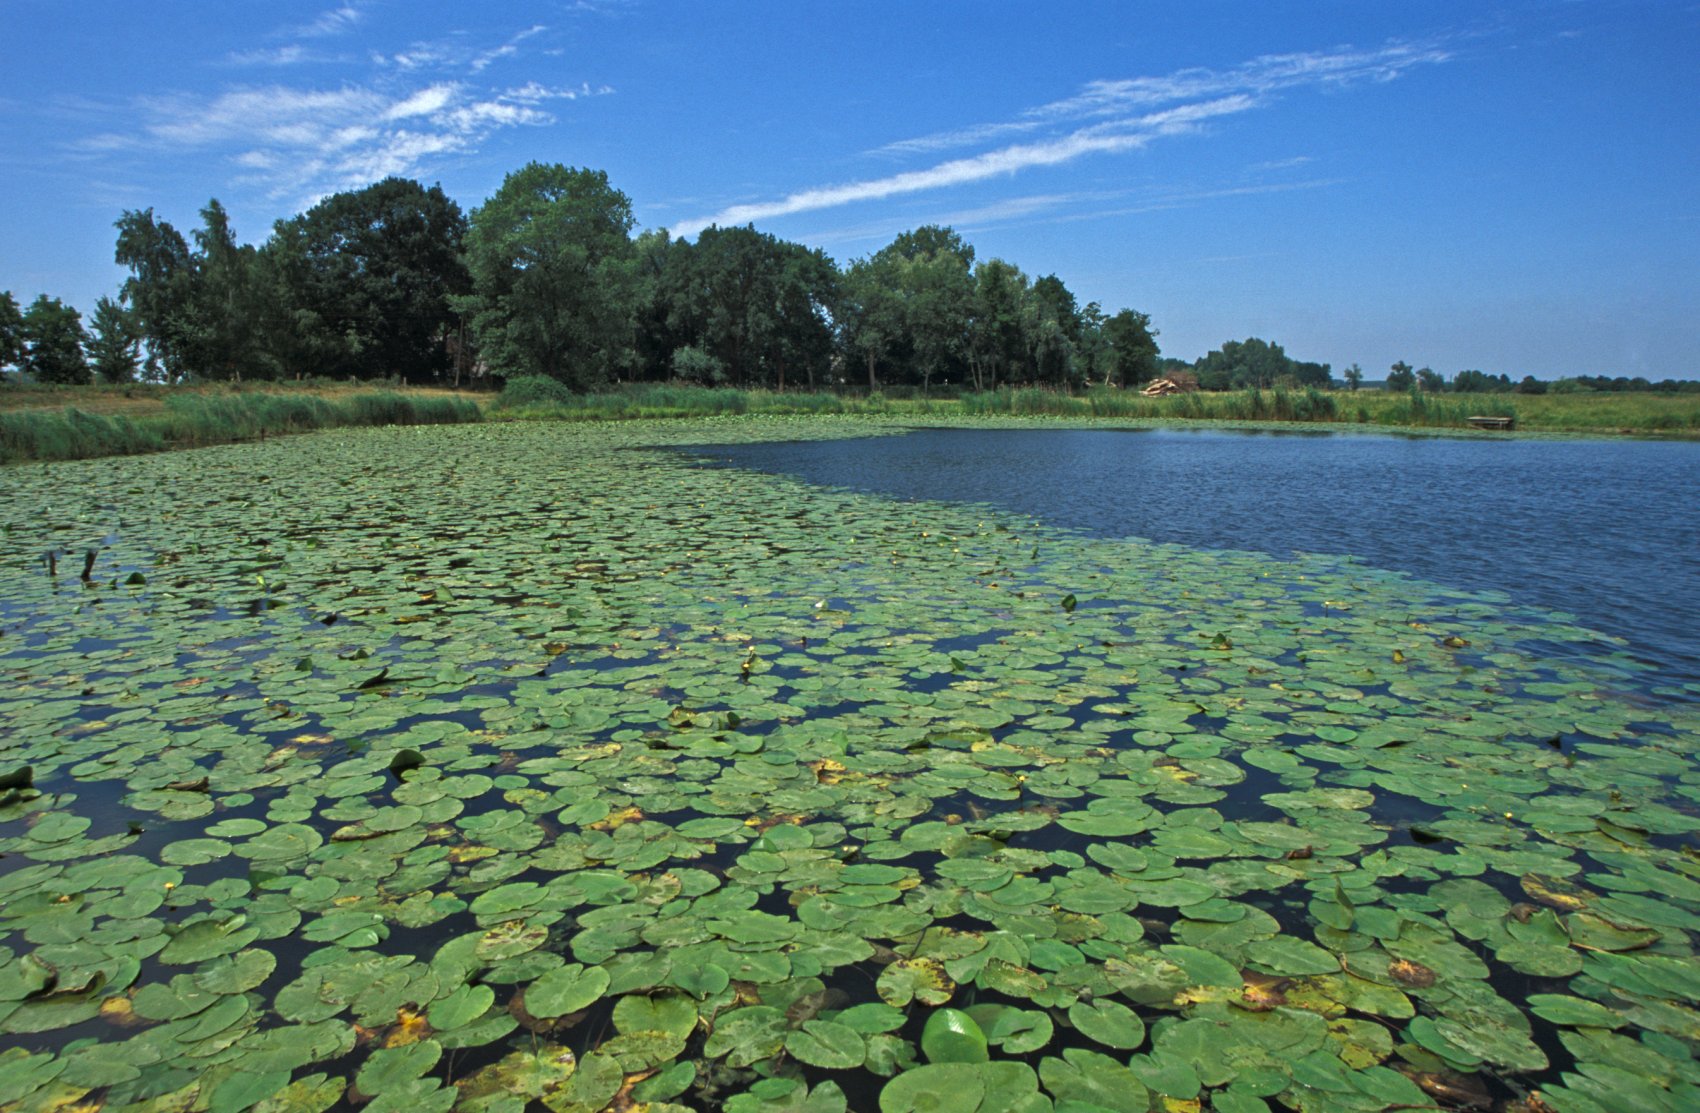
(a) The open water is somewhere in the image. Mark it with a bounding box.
[691,426,1700,692]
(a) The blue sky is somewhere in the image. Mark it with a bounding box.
[2,1,1696,378]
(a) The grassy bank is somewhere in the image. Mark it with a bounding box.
[6,378,1696,464]
[490,378,911,419]
[0,390,481,464]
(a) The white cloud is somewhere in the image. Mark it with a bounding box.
[293,4,366,39]
[225,45,312,67]
[673,95,1255,237]
[471,25,548,73]
[679,40,1450,237]
[385,83,460,120]
[84,78,609,202]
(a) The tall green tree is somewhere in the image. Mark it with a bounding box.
[1385,361,1415,391]
[0,291,23,372]
[662,225,782,386]
[1343,364,1363,391]
[1026,274,1081,387]
[462,163,638,387]
[20,295,90,384]
[1100,309,1160,387]
[184,200,271,381]
[114,208,194,379]
[767,239,838,390]
[1197,338,1285,390]
[840,254,904,391]
[87,296,141,383]
[966,259,1028,391]
[267,178,469,381]
[1415,367,1445,393]
[893,249,974,393]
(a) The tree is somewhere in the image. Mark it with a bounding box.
[1100,309,1160,387]
[1415,366,1445,393]
[183,200,272,381]
[1197,338,1289,390]
[114,208,194,379]
[840,255,904,391]
[1453,369,1511,393]
[966,259,1028,391]
[1385,361,1415,392]
[1515,375,1548,395]
[87,296,141,383]
[20,295,90,384]
[462,163,638,387]
[1343,364,1363,391]
[1027,274,1081,386]
[893,247,974,393]
[268,178,469,381]
[767,239,838,390]
[0,291,22,372]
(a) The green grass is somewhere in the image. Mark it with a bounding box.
[491,381,918,420]
[0,391,481,464]
[961,385,1340,422]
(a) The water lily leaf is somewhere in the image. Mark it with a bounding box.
[921,1008,988,1063]
[879,1063,984,1113]
[1566,912,1661,952]
[1068,998,1145,1050]
[1432,1016,1548,1072]
[475,920,549,961]
[196,949,278,995]
[703,1005,788,1068]
[160,917,262,965]
[1527,995,1625,1029]
[1039,1048,1149,1112]
[526,963,610,1019]
[428,983,494,1030]
[726,1077,847,1113]
[1244,937,1339,977]
[355,1039,442,1098]
[878,958,955,1007]
[208,1069,293,1113]
[786,1019,867,1069]
[613,991,697,1040]
[1127,1049,1201,1099]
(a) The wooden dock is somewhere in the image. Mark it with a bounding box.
[1466,415,1515,430]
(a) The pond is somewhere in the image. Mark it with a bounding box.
[1,419,1698,1113]
[690,426,1700,694]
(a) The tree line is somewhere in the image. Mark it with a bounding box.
[2,161,1690,394]
[0,164,1161,393]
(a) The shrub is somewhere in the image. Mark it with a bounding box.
[497,375,576,408]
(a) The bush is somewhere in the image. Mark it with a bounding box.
[497,375,577,408]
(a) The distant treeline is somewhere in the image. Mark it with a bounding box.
[0,167,1161,395]
[0,162,1691,395]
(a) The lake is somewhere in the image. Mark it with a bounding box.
[3,419,1699,1113]
[691,426,1700,694]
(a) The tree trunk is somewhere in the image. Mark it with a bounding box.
[866,351,877,392]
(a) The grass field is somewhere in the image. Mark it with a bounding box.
[0,383,482,463]
[2,378,1695,464]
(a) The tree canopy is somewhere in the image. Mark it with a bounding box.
[20,295,90,384]
[462,163,639,388]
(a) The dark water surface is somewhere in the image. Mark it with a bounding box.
[690,426,1700,690]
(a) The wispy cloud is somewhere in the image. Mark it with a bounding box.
[676,40,1449,237]
[83,81,610,201]
[291,4,367,39]
[673,95,1254,236]
[472,25,548,73]
[378,24,552,75]
[224,45,315,67]
[801,178,1344,250]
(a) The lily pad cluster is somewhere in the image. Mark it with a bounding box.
[0,417,1697,1113]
